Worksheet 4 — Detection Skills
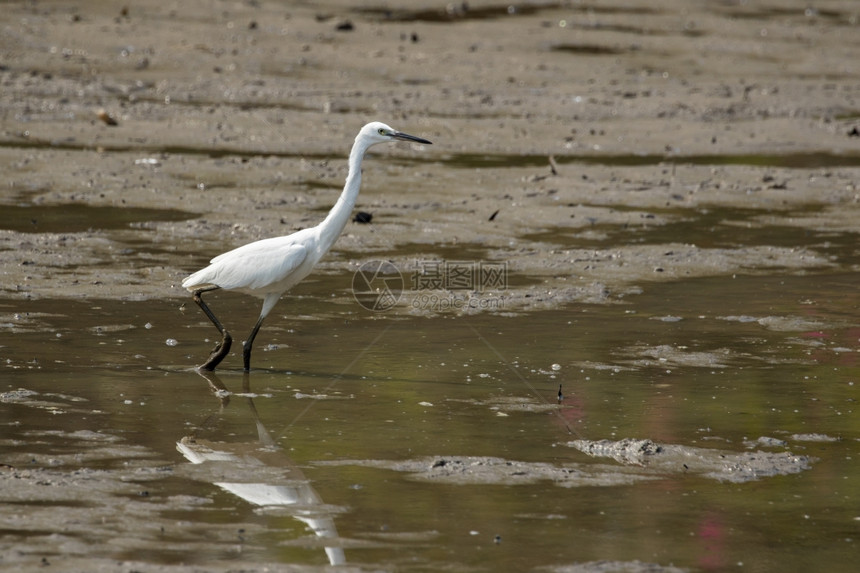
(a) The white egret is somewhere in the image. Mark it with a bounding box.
[182,121,432,371]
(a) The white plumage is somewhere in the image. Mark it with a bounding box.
[182,121,432,371]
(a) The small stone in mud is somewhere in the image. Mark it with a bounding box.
[97,109,118,126]
[353,211,372,224]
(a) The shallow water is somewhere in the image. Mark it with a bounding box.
[2,0,859,569]
[0,202,196,234]
[2,267,858,571]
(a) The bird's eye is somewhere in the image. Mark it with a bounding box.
[378,128,386,135]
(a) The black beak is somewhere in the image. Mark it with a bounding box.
[392,131,432,145]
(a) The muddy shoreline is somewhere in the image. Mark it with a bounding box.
[1,1,859,571]
[1,0,858,313]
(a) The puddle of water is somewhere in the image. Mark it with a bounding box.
[440,151,860,170]
[718,6,851,23]
[1,267,858,571]
[354,4,544,23]
[0,203,197,233]
[355,3,658,23]
[551,43,628,56]
[5,136,858,171]
[522,204,860,262]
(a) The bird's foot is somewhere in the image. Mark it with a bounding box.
[199,331,232,371]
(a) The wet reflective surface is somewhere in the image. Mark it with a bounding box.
[2,267,858,571]
[2,0,860,570]
[0,202,196,234]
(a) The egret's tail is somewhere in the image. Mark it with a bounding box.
[182,266,215,291]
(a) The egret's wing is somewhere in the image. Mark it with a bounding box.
[209,242,309,291]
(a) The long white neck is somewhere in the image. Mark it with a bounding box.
[318,136,370,254]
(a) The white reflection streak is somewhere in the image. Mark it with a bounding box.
[177,371,346,566]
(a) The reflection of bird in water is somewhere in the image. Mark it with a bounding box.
[177,370,346,565]
[182,122,432,372]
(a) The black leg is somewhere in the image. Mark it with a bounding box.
[192,287,232,371]
[242,315,266,372]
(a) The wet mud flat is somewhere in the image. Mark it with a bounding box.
[1,0,860,572]
[0,355,846,573]
[320,437,813,486]
[2,283,858,572]
[0,0,858,307]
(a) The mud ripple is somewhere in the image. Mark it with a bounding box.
[316,435,811,487]
[568,438,812,483]
[316,456,652,487]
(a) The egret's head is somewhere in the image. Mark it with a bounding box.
[359,121,432,147]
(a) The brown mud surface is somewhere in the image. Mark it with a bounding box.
[1,2,859,572]
[1,0,858,312]
[318,435,813,486]
[1,385,820,572]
